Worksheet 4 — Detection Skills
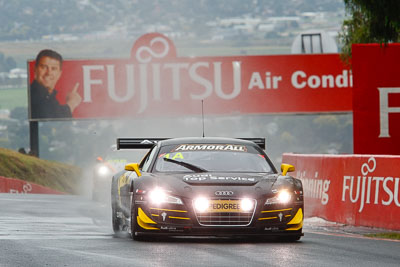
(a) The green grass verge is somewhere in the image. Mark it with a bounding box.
[0,87,28,110]
[364,232,400,240]
[0,147,82,194]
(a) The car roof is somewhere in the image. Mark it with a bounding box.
[158,137,259,147]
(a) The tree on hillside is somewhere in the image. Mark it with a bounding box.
[340,0,400,61]
[0,52,17,72]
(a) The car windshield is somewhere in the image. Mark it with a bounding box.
[154,143,274,173]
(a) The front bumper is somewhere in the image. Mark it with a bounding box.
[133,198,304,237]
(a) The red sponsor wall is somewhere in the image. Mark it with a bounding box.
[28,33,352,121]
[352,43,400,155]
[0,176,64,194]
[282,153,400,230]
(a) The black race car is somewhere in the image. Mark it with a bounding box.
[111,137,303,241]
[92,147,146,201]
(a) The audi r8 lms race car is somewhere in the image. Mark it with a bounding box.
[111,137,304,241]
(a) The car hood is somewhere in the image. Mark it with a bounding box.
[181,173,267,185]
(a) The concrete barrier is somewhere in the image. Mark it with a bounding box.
[282,153,400,230]
[0,176,65,194]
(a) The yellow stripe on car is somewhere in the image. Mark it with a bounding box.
[137,217,159,230]
[138,207,157,224]
[169,216,190,220]
[286,221,303,231]
[287,208,303,225]
[117,173,130,197]
[137,207,159,230]
[150,208,188,213]
[258,217,278,220]
[286,208,303,231]
[261,208,292,213]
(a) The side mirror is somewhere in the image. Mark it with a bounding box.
[281,163,295,176]
[125,163,141,177]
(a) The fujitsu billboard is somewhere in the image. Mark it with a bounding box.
[28,33,352,121]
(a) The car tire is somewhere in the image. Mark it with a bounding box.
[282,229,302,242]
[111,178,121,233]
[285,235,301,242]
[112,203,121,233]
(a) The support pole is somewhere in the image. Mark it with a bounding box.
[29,121,39,157]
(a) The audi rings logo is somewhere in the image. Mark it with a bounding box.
[215,191,234,196]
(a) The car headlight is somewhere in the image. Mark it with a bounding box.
[241,198,254,212]
[97,165,111,176]
[265,190,292,205]
[194,197,210,212]
[148,188,183,205]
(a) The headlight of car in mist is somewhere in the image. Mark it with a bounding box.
[265,190,292,205]
[96,165,111,177]
[148,188,183,205]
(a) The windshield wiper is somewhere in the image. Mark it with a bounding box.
[163,158,208,173]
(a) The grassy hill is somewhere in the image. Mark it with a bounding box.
[0,87,27,109]
[0,147,82,194]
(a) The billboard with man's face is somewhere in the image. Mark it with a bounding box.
[28,33,353,121]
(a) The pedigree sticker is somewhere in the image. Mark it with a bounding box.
[28,32,352,121]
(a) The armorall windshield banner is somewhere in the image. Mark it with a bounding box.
[352,43,400,155]
[28,32,352,121]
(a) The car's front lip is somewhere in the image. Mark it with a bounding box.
[133,226,304,238]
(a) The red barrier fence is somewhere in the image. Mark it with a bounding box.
[282,153,400,230]
[0,176,64,195]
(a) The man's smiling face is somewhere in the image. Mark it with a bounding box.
[34,56,62,93]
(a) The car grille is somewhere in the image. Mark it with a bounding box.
[194,199,256,226]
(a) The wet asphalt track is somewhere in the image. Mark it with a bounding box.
[0,193,399,267]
